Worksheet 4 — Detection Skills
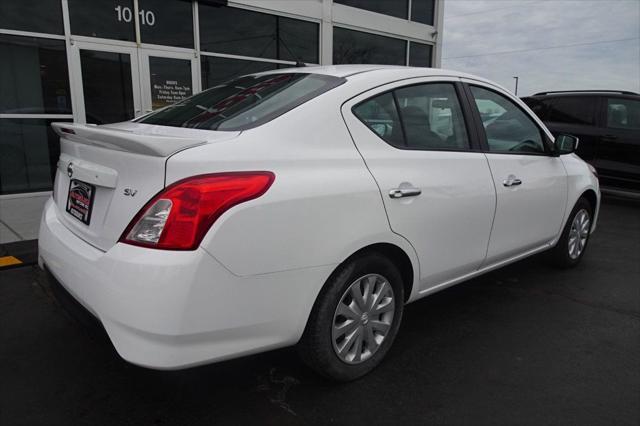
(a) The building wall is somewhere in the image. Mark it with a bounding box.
[0,0,442,242]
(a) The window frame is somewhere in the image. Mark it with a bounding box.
[462,82,556,157]
[351,80,481,153]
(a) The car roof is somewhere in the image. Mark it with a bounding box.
[257,64,492,82]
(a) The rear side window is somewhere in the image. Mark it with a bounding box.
[353,82,470,151]
[607,98,640,130]
[138,73,345,131]
[353,92,404,147]
[547,97,596,125]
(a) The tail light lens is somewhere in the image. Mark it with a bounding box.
[120,172,274,250]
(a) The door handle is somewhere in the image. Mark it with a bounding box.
[601,134,618,142]
[503,175,522,187]
[389,187,422,198]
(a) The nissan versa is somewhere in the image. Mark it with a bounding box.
[39,65,600,381]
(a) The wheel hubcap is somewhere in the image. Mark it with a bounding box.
[331,273,395,364]
[568,209,590,260]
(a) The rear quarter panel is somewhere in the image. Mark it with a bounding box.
[165,91,420,286]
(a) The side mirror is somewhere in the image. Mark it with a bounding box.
[556,134,579,155]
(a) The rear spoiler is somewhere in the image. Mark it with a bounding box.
[51,122,207,157]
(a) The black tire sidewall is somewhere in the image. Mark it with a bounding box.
[299,252,405,381]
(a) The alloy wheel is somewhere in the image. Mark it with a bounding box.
[568,208,590,260]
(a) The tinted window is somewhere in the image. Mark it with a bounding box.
[80,50,135,124]
[411,0,435,25]
[139,0,194,48]
[201,56,279,89]
[470,86,546,154]
[547,96,596,125]
[199,5,319,64]
[0,118,69,195]
[0,35,71,114]
[607,98,640,130]
[409,42,432,67]
[395,84,469,150]
[522,97,550,120]
[334,0,408,19]
[139,73,345,131]
[333,27,406,65]
[0,0,63,34]
[353,93,404,147]
[69,0,136,41]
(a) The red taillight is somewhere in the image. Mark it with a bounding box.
[120,172,275,250]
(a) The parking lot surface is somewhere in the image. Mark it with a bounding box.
[1,197,638,426]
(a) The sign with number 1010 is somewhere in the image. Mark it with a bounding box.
[114,5,156,26]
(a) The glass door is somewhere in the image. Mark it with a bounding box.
[70,41,141,125]
[138,49,198,114]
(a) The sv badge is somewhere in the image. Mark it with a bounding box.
[123,188,138,197]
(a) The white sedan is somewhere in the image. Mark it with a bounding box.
[39,65,600,381]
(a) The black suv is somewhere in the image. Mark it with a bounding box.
[522,90,640,195]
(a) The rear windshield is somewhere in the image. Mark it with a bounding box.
[137,73,345,131]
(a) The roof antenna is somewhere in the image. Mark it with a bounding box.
[277,34,307,67]
[295,61,307,67]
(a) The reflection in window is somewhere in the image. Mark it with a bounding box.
[0,119,69,195]
[0,35,71,114]
[409,42,433,67]
[199,5,319,64]
[411,0,436,25]
[201,56,279,89]
[139,73,344,131]
[139,0,194,48]
[334,0,408,19]
[0,0,63,34]
[607,98,640,130]
[333,27,406,65]
[470,86,546,154]
[68,0,135,41]
[80,50,135,124]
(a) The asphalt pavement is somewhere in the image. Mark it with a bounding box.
[1,197,638,425]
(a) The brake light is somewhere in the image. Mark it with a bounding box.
[120,172,274,250]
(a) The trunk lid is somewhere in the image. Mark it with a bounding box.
[50,122,239,251]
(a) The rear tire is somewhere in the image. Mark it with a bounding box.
[550,197,593,268]
[298,252,404,381]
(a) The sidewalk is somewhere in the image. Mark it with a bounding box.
[0,193,48,268]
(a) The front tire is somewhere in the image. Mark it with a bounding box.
[550,197,593,268]
[298,252,404,381]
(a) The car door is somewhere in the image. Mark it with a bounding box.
[464,82,568,265]
[596,96,640,191]
[342,78,496,290]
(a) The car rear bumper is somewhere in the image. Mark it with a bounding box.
[38,198,333,369]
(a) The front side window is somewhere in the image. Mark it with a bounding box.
[138,73,344,131]
[395,84,469,150]
[353,83,470,151]
[607,98,640,130]
[470,86,547,154]
[547,96,596,125]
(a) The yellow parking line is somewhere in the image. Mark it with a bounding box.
[0,256,22,267]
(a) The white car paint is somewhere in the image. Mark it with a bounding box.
[39,65,600,370]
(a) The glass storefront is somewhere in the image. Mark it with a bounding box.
[0,0,437,196]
